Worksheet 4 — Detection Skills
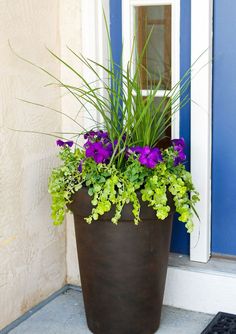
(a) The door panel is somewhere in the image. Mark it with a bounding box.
[212,0,236,256]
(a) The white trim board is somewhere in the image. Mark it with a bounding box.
[122,0,180,139]
[164,254,236,314]
[80,0,110,128]
[190,0,213,263]
[60,0,110,286]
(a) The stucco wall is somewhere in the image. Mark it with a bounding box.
[0,0,66,329]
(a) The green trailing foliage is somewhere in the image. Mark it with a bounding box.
[48,146,199,232]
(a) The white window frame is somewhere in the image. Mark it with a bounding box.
[122,0,180,139]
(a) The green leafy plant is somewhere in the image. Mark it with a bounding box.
[14,18,199,232]
[48,140,199,232]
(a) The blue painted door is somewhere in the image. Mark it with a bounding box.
[212,0,236,256]
[110,0,191,254]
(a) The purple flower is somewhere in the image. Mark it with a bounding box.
[106,141,114,152]
[83,130,128,163]
[98,131,109,139]
[127,145,163,168]
[56,139,74,147]
[84,130,108,140]
[84,130,111,148]
[130,146,143,154]
[171,138,185,149]
[78,159,85,173]
[138,146,163,168]
[84,139,92,149]
[85,141,112,164]
[171,137,186,165]
[84,131,96,139]
[126,146,143,158]
[174,155,185,165]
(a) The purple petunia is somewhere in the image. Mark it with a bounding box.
[130,146,143,154]
[78,159,85,173]
[85,141,112,164]
[171,137,186,166]
[171,138,185,149]
[128,146,163,168]
[138,146,163,168]
[84,139,92,149]
[84,130,109,140]
[126,146,143,158]
[56,139,74,147]
[83,130,126,164]
[84,131,96,139]
[82,130,131,165]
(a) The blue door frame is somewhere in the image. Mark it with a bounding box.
[110,0,191,255]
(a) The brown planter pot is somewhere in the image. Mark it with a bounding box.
[69,187,174,334]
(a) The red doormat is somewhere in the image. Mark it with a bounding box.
[201,312,236,333]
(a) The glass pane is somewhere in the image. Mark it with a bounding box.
[135,5,171,90]
[145,97,171,147]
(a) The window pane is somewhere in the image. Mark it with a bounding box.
[144,96,171,147]
[135,5,171,90]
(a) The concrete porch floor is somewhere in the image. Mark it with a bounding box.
[6,289,214,334]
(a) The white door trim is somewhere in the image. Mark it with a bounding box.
[190,0,213,263]
[60,0,110,286]
[80,0,110,128]
[122,0,180,139]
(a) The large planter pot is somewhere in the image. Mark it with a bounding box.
[69,188,174,334]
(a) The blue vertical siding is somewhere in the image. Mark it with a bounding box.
[212,0,236,256]
[110,0,122,66]
[110,0,191,254]
[170,0,191,255]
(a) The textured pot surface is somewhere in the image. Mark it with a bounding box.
[69,188,173,334]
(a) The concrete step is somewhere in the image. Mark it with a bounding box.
[6,289,213,334]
